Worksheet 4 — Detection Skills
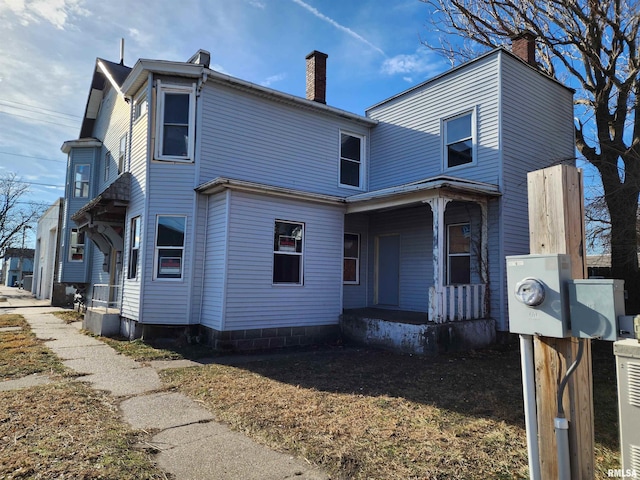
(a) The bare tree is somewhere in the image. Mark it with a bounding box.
[422,0,640,309]
[0,173,43,257]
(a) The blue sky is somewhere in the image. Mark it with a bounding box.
[0,0,452,247]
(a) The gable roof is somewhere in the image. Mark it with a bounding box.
[367,47,574,113]
[79,59,132,138]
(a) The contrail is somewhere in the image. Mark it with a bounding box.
[291,0,386,57]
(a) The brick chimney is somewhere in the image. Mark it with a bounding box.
[511,31,536,66]
[305,50,328,104]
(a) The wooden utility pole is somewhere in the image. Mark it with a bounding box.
[527,165,594,479]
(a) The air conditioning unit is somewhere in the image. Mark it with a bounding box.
[614,339,640,472]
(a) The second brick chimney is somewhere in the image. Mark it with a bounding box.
[306,50,328,104]
[511,31,536,66]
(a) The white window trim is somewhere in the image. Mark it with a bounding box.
[447,222,471,285]
[442,108,477,171]
[118,134,127,174]
[343,232,360,285]
[154,80,196,162]
[272,220,305,286]
[153,214,187,281]
[73,164,90,198]
[103,152,111,181]
[127,216,141,280]
[68,228,85,262]
[338,130,366,190]
[133,91,148,123]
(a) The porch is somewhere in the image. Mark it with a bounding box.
[340,307,495,356]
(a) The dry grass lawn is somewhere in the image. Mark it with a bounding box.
[0,314,168,479]
[156,342,620,480]
[51,309,84,324]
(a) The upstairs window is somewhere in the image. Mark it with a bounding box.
[119,134,127,173]
[155,81,196,162]
[69,229,85,262]
[133,92,148,121]
[340,132,364,189]
[273,220,304,285]
[444,111,474,169]
[74,164,90,198]
[154,215,186,280]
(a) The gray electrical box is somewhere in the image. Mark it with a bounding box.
[506,254,572,337]
[614,339,640,471]
[568,279,625,341]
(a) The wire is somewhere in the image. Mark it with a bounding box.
[557,338,585,417]
[0,110,78,129]
[0,99,82,118]
[0,100,82,120]
[0,151,66,164]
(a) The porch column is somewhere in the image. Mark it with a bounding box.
[425,196,450,322]
[479,199,489,317]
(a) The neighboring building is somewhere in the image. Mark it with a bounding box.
[1,248,34,287]
[58,36,575,351]
[32,198,74,305]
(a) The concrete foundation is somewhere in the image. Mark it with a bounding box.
[340,312,496,356]
[83,308,121,336]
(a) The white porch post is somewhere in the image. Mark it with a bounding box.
[426,196,450,322]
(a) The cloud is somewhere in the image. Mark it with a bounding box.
[291,0,385,57]
[247,0,266,8]
[1,0,89,29]
[381,49,444,76]
[260,73,286,87]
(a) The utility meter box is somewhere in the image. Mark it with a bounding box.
[567,279,625,341]
[613,339,640,472]
[506,254,572,337]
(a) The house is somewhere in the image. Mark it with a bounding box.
[57,35,574,353]
[31,198,75,305]
[1,248,34,288]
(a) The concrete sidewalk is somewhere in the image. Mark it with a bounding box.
[0,287,328,480]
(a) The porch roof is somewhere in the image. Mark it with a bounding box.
[345,176,501,213]
[71,173,131,227]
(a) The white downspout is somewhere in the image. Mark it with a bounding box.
[520,334,541,480]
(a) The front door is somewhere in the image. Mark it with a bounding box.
[376,234,400,306]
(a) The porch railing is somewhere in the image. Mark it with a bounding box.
[90,284,121,313]
[428,284,486,323]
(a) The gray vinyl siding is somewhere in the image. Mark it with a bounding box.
[201,191,229,330]
[343,213,369,309]
[59,147,99,284]
[121,83,150,321]
[500,54,575,258]
[139,160,197,324]
[223,191,344,330]
[93,85,130,192]
[498,54,575,330]
[198,82,371,196]
[367,54,501,190]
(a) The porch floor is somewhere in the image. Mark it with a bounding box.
[343,308,429,325]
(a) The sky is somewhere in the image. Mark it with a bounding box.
[1,0,455,247]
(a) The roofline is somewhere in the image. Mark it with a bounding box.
[122,58,377,127]
[61,138,102,154]
[367,47,574,112]
[195,177,346,206]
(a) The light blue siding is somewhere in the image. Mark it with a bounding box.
[367,54,501,190]
[201,191,229,330]
[60,147,99,284]
[140,160,196,324]
[121,82,150,321]
[223,191,344,330]
[198,82,371,196]
[497,53,575,329]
